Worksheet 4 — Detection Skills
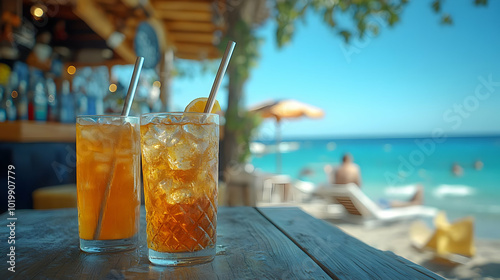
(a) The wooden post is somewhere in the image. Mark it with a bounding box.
[276,119,282,174]
[159,49,173,112]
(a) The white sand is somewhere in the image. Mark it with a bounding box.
[332,220,500,280]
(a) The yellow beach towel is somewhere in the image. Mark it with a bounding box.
[410,211,475,260]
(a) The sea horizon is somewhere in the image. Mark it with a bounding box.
[254,133,500,143]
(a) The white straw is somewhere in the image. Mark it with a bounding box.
[122,57,145,116]
[94,57,144,240]
[204,41,236,113]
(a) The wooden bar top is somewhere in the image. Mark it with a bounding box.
[0,207,444,279]
[0,121,76,143]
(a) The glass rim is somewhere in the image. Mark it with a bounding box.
[140,112,219,117]
[76,115,140,119]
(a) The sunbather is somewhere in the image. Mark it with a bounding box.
[324,153,362,187]
[379,185,424,208]
[325,153,424,208]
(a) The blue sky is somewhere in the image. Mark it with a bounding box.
[171,0,500,139]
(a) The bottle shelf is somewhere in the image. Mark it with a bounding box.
[0,121,75,142]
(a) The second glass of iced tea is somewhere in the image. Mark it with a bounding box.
[140,112,219,266]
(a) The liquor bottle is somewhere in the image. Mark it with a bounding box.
[2,73,17,121]
[27,74,35,120]
[59,80,74,123]
[46,76,58,122]
[16,80,29,120]
[32,78,48,122]
[0,86,6,122]
[86,94,96,115]
[74,85,88,117]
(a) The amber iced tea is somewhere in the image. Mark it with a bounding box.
[76,116,141,253]
[140,112,219,266]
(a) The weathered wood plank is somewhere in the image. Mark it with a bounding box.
[0,207,331,279]
[258,207,445,280]
[170,32,215,43]
[166,21,219,32]
[153,1,212,12]
[156,10,212,21]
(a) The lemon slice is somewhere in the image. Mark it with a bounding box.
[184,97,221,113]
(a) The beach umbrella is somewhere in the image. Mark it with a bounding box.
[249,99,325,173]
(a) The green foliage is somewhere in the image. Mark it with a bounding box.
[225,108,263,163]
[275,0,311,46]
[339,30,351,43]
[432,0,487,25]
[219,20,263,85]
[441,14,453,25]
[274,0,408,46]
[432,0,441,12]
[273,0,487,46]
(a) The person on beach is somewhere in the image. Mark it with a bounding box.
[452,162,464,176]
[474,160,483,171]
[324,153,362,187]
[325,153,424,208]
[379,185,425,208]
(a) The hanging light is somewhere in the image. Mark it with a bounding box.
[33,7,43,17]
[109,84,117,92]
[67,65,76,75]
[30,4,46,19]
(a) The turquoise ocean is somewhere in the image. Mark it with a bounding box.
[250,136,500,240]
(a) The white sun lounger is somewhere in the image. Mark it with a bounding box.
[316,183,438,227]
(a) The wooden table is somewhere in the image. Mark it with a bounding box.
[0,207,444,279]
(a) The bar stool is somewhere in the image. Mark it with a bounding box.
[32,184,77,209]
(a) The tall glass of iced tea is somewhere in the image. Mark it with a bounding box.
[76,116,141,253]
[140,112,219,266]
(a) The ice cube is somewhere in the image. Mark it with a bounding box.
[77,130,101,156]
[194,141,209,154]
[146,167,161,182]
[161,114,184,124]
[183,128,209,154]
[94,153,112,163]
[167,187,193,204]
[77,118,97,125]
[158,178,174,191]
[141,114,159,125]
[152,124,166,139]
[153,124,181,147]
[165,150,190,170]
[95,163,110,174]
[97,123,119,139]
[80,129,99,144]
[160,116,174,124]
[183,123,208,139]
[164,138,199,170]
[141,137,163,164]
[116,123,137,154]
